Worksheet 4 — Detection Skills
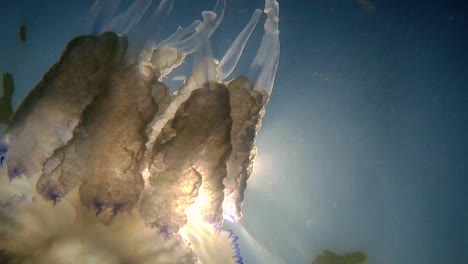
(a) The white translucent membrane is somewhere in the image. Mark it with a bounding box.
[167,0,226,54]
[87,0,280,95]
[135,0,225,83]
[180,210,236,264]
[0,167,192,263]
[214,0,280,96]
[87,0,175,56]
[103,0,154,35]
[138,0,175,43]
[215,0,279,223]
[85,0,122,35]
[187,0,280,96]
[154,0,227,83]
[0,168,236,264]
[142,0,228,168]
[0,0,280,262]
[142,0,280,224]
[132,0,175,55]
[218,9,262,81]
[155,20,201,49]
[136,19,201,78]
[247,0,280,95]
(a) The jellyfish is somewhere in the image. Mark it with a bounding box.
[0,0,280,263]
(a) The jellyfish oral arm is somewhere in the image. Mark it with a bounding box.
[218,9,262,81]
[103,0,153,35]
[155,21,201,49]
[170,0,226,54]
[0,0,281,263]
[248,0,280,96]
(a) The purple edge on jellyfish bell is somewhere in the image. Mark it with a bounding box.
[226,229,244,264]
[46,190,61,205]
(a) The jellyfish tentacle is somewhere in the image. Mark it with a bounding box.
[86,0,122,35]
[138,4,197,80]
[140,0,175,44]
[156,20,201,49]
[140,0,230,159]
[174,0,226,87]
[104,0,154,35]
[170,0,226,54]
[139,0,225,80]
[218,9,262,81]
[137,20,201,78]
[131,0,174,56]
[247,0,280,96]
[137,18,198,76]
[211,0,227,34]
[0,0,281,262]
[220,1,280,222]
[191,29,218,88]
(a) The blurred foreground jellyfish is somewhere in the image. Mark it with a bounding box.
[0,0,279,263]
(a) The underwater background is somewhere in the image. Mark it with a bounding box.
[0,0,467,263]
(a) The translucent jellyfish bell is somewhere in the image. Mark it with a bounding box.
[0,0,280,263]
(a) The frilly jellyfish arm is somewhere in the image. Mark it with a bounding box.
[141,84,232,230]
[103,0,153,35]
[140,0,225,79]
[172,12,216,54]
[170,0,226,54]
[170,0,225,85]
[248,0,280,96]
[75,65,162,216]
[218,9,262,81]
[139,20,200,78]
[85,0,122,35]
[191,29,218,87]
[0,0,281,261]
[221,76,266,223]
[219,1,280,223]
[3,33,125,180]
[138,20,200,77]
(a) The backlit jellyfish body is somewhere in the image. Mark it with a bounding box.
[0,0,280,263]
